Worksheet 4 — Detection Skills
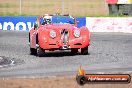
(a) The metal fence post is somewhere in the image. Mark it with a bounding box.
[62,0,64,15]
[19,0,22,15]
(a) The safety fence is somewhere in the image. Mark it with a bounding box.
[86,17,132,33]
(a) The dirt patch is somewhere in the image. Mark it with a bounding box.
[0,75,131,88]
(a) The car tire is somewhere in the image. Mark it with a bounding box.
[76,75,86,85]
[81,46,88,55]
[30,48,37,55]
[37,47,45,57]
[71,48,78,54]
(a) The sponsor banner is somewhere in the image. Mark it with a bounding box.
[0,16,86,31]
[86,17,132,33]
[75,17,86,28]
[106,0,132,4]
[0,16,37,31]
[106,0,118,4]
[117,0,132,4]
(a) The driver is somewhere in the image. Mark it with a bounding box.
[42,14,52,25]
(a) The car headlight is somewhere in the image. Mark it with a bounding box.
[74,29,80,38]
[50,30,56,38]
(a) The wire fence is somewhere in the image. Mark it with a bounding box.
[0,0,107,16]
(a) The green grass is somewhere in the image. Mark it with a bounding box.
[0,13,129,17]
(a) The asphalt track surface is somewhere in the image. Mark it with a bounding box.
[0,30,132,77]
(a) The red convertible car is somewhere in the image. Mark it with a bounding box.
[29,15,90,56]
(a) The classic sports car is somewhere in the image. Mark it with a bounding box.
[29,14,90,56]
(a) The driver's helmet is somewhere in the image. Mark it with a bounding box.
[43,14,52,24]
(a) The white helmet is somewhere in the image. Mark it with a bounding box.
[43,14,52,24]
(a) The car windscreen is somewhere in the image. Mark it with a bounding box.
[52,16,74,24]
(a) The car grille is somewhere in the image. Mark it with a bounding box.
[61,29,68,45]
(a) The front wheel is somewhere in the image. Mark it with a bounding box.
[81,46,88,55]
[30,48,37,55]
[37,47,45,57]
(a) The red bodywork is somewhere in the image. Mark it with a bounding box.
[29,16,90,50]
